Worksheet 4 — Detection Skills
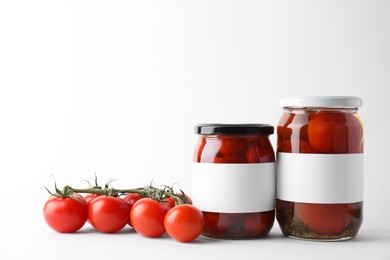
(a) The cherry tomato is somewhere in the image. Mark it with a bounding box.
[130,198,170,238]
[164,204,205,242]
[277,140,317,153]
[164,194,193,208]
[84,193,100,224]
[212,156,229,163]
[88,196,130,233]
[199,140,221,162]
[84,193,100,205]
[244,211,275,235]
[246,138,275,163]
[193,137,206,162]
[308,113,363,153]
[122,193,143,226]
[203,212,234,234]
[218,135,245,155]
[295,203,353,234]
[43,194,88,233]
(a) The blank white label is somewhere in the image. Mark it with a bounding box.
[276,153,364,203]
[192,162,275,213]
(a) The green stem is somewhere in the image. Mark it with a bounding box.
[54,185,190,205]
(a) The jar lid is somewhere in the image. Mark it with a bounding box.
[279,96,362,108]
[194,124,274,135]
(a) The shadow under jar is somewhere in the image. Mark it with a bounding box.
[276,96,364,241]
[192,124,275,239]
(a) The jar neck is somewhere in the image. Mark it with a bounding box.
[283,107,358,114]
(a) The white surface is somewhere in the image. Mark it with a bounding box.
[192,162,275,212]
[279,96,363,108]
[1,0,390,259]
[277,153,364,203]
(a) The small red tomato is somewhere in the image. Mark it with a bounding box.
[164,204,205,242]
[295,203,353,234]
[218,136,245,155]
[193,137,206,162]
[122,193,143,226]
[130,198,170,238]
[199,140,221,162]
[307,113,362,154]
[277,140,317,153]
[84,193,100,205]
[164,193,193,208]
[88,196,130,233]
[243,211,275,235]
[84,193,101,224]
[43,194,88,233]
[203,212,234,234]
[246,139,275,163]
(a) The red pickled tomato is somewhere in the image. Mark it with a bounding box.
[308,113,363,154]
[244,212,274,234]
[204,212,234,234]
[295,203,353,234]
[193,137,206,162]
[246,138,275,163]
[199,139,221,163]
[218,136,245,155]
[277,140,316,153]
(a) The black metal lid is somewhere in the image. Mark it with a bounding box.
[194,124,274,135]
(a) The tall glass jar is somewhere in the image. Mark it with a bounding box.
[192,124,275,239]
[276,96,364,241]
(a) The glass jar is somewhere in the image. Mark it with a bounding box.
[192,124,275,239]
[276,96,364,241]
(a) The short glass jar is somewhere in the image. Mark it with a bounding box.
[276,96,364,241]
[192,124,275,239]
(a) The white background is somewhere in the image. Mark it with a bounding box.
[1,0,389,259]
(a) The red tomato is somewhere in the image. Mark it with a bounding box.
[122,193,143,226]
[246,139,275,163]
[130,198,170,238]
[193,137,206,162]
[307,113,363,153]
[244,211,275,235]
[43,194,88,233]
[277,140,317,153]
[295,203,353,234]
[213,156,229,163]
[203,212,233,234]
[164,204,205,242]
[84,193,100,205]
[164,194,193,208]
[88,196,130,233]
[84,193,100,224]
[199,140,221,162]
[218,136,245,155]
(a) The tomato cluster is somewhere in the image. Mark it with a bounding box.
[194,134,275,239]
[43,185,204,243]
[276,111,363,237]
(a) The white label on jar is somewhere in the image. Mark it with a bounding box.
[276,152,364,203]
[192,162,275,213]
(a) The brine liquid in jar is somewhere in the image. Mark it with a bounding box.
[276,96,364,241]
